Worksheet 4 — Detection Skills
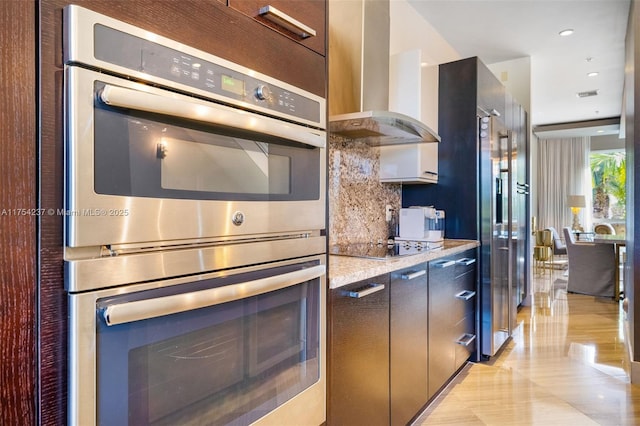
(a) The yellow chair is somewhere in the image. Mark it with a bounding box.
[533,229,553,275]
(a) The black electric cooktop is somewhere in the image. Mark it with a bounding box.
[330,240,443,260]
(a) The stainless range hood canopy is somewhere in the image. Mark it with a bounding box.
[328,0,440,146]
[329,110,440,145]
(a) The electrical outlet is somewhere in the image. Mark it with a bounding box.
[385,205,393,222]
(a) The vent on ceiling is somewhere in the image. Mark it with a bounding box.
[577,89,599,98]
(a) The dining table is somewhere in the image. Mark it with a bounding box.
[592,234,626,301]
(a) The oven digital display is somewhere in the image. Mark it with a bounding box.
[221,75,244,96]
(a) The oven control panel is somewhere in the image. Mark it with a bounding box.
[64,5,324,128]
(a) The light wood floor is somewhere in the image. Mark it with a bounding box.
[414,268,640,425]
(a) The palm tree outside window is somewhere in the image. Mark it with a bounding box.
[590,150,626,225]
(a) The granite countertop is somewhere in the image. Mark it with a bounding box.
[328,239,480,289]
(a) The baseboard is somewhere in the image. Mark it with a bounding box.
[623,314,640,385]
[631,361,640,385]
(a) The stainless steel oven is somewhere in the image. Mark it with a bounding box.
[64,6,327,426]
[64,5,326,249]
[69,253,326,426]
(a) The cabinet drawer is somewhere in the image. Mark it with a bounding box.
[454,255,476,278]
[454,315,476,369]
[228,0,326,55]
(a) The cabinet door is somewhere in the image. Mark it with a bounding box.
[390,264,429,426]
[228,0,326,55]
[329,275,390,426]
[453,252,477,368]
[428,258,457,398]
[379,144,438,184]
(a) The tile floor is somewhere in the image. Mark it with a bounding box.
[414,268,640,425]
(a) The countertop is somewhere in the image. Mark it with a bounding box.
[328,239,480,289]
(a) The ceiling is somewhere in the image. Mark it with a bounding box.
[407,0,630,137]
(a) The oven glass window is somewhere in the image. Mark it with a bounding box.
[93,83,320,202]
[160,137,290,194]
[95,262,321,425]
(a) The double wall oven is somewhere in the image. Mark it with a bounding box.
[64,6,326,425]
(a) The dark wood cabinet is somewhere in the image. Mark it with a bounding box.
[329,250,476,424]
[329,274,390,426]
[228,0,326,56]
[390,264,429,426]
[428,249,477,398]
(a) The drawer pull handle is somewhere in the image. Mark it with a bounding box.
[456,333,476,347]
[401,269,427,280]
[456,258,476,266]
[345,283,385,299]
[433,260,455,269]
[455,290,476,301]
[258,5,317,38]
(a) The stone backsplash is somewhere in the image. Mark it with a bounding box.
[328,138,401,246]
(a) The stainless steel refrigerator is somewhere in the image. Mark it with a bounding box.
[479,115,517,357]
[402,56,529,361]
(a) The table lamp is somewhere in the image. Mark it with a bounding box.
[567,195,586,232]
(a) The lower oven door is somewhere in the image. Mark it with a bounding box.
[69,257,326,426]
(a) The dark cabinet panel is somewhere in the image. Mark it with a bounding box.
[329,274,390,426]
[428,250,477,398]
[1,2,37,424]
[428,258,457,397]
[390,264,429,426]
[228,0,326,56]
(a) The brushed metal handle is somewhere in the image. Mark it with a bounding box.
[102,265,325,325]
[433,260,455,269]
[456,333,476,346]
[456,258,476,266]
[401,269,427,280]
[258,5,317,38]
[345,283,385,298]
[455,290,476,301]
[99,84,326,149]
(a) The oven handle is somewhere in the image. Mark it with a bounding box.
[101,264,325,326]
[99,84,326,149]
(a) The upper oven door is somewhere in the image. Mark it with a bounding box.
[65,66,326,248]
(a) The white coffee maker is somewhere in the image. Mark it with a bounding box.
[397,206,445,243]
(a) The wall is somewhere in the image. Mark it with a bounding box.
[624,0,640,383]
[488,57,532,114]
[389,0,461,132]
[327,0,462,247]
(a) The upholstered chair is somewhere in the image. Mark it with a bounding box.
[562,227,616,298]
[546,226,567,256]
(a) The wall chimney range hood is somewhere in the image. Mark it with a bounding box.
[330,110,440,145]
[328,0,440,146]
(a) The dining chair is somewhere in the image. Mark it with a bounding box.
[562,227,616,298]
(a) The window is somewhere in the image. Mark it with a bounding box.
[590,150,626,220]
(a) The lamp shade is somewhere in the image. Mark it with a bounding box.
[567,195,586,208]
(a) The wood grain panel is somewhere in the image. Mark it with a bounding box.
[0,1,37,424]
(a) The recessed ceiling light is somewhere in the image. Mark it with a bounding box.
[587,72,599,77]
[559,29,574,36]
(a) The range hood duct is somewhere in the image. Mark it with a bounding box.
[328,0,440,145]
